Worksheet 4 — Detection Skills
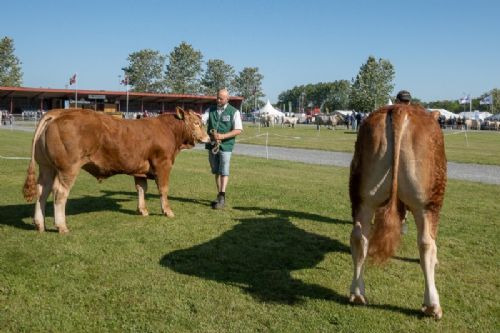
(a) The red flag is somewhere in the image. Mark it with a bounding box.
[69,74,77,85]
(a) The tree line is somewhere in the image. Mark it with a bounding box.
[0,36,498,114]
[121,41,264,112]
[277,56,498,114]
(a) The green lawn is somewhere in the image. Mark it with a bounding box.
[239,123,500,166]
[0,129,499,332]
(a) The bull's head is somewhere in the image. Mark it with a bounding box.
[176,107,210,146]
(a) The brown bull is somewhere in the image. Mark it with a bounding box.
[23,108,209,233]
[349,104,447,319]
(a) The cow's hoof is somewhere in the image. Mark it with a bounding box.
[421,304,442,320]
[34,221,45,232]
[57,226,70,234]
[349,294,367,305]
[164,210,175,218]
[137,208,149,216]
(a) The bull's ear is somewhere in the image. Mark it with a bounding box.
[176,107,185,120]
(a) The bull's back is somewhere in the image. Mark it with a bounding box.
[351,106,446,209]
[39,110,166,176]
[40,110,104,169]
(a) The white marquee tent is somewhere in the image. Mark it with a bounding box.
[254,100,285,118]
[458,111,493,120]
[427,108,458,120]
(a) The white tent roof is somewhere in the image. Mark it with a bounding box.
[486,113,500,121]
[255,100,285,118]
[334,110,355,117]
[458,111,493,120]
[427,108,458,120]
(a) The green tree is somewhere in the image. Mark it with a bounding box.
[201,59,235,95]
[233,67,264,112]
[277,80,351,113]
[165,42,203,94]
[122,49,165,93]
[350,56,395,113]
[425,100,462,113]
[323,80,351,112]
[0,37,23,86]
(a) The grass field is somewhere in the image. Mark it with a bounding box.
[238,123,500,166]
[0,129,499,332]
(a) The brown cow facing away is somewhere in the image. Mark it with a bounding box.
[23,108,209,233]
[349,104,447,319]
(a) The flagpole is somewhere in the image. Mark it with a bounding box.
[75,73,78,109]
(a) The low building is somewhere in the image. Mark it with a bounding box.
[0,86,243,117]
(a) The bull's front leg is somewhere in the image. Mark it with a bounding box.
[134,176,149,216]
[154,161,174,217]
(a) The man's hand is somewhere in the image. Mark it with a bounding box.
[213,133,225,141]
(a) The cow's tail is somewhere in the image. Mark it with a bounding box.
[368,107,407,264]
[23,113,54,202]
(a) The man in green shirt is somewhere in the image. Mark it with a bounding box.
[202,88,243,209]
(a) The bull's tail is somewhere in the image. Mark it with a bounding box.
[22,113,55,202]
[368,107,407,264]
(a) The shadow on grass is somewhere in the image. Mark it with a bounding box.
[160,204,423,317]
[0,203,38,230]
[393,256,420,264]
[0,192,137,231]
[161,215,350,304]
[233,206,350,225]
[0,190,215,232]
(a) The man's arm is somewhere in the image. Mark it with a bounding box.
[201,108,210,125]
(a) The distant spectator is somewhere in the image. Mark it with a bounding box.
[395,90,411,105]
[355,111,362,130]
[351,111,357,130]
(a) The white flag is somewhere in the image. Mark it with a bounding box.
[480,95,492,105]
[459,94,470,105]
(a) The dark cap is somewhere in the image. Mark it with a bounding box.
[396,90,411,103]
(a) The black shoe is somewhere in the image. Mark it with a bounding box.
[213,194,225,209]
[211,194,222,208]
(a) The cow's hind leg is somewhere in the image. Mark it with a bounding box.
[414,209,442,319]
[350,204,374,305]
[154,161,174,217]
[52,172,77,234]
[134,176,149,216]
[33,166,56,232]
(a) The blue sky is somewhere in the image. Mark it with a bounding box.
[1,0,498,102]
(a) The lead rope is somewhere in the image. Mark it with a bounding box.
[210,129,220,154]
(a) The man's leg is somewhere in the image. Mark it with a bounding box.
[219,175,228,192]
[213,152,231,209]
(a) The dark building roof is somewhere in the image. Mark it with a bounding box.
[0,86,243,107]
